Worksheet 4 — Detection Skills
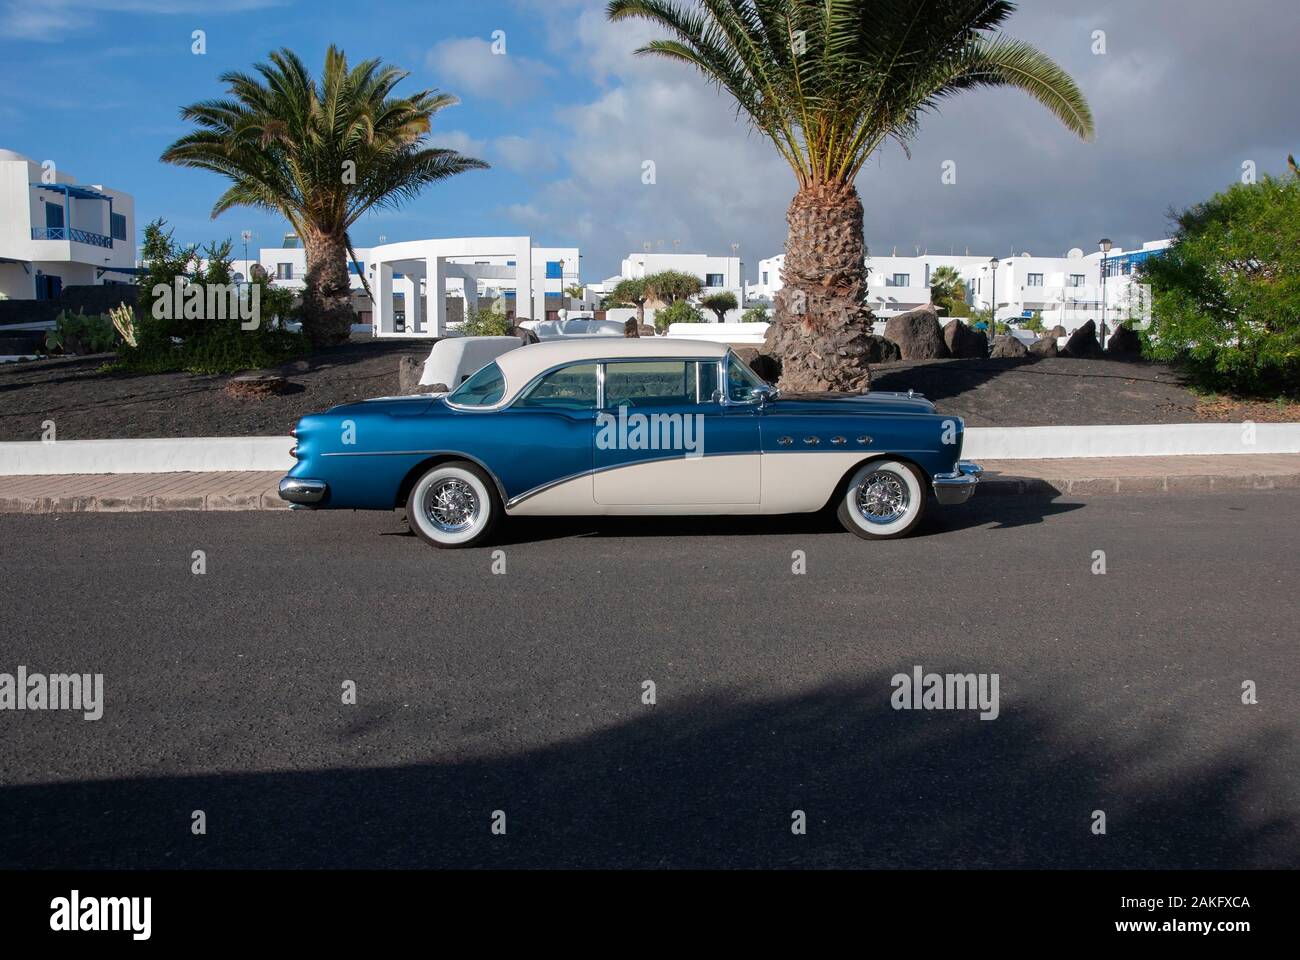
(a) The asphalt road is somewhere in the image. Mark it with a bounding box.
[1,492,1296,869]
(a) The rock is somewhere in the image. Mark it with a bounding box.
[1106,324,1142,357]
[509,325,540,345]
[989,335,1029,359]
[883,305,949,360]
[1062,320,1104,358]
[1028,336,1058,357]
[397,355,425,394]
[942,319,988,358]
[224,374,288,400]
[1047,325,1067,339]
[864,335,901,363]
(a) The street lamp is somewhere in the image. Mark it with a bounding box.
[987,256,998,351]
[1099,238,1113,348]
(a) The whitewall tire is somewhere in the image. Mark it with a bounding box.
[836,458,927,540]
[406,461,500,549]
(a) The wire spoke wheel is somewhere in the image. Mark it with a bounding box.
[425,478,479,532]
[856,470,909,524]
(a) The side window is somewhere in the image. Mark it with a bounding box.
[726,354,765,402]
[604,360,697,408]
[515,363,598,410]
[447,362,505,407]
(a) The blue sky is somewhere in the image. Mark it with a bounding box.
[1,0,1295,281]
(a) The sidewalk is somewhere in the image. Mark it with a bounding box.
[0,454,1297,513]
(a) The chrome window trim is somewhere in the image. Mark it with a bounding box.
[443,362,511,412]
[720,352,765,408]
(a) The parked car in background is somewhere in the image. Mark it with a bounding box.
[281,339,981,547]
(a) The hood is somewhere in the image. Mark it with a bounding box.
[773,391,937,416]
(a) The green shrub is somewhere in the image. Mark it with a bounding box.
[1142,172,1300,396]
[654,299,703,333]
[742,305,771,323]
[462,305,513,337]
[45,309,119,355]
[115,219,307,374]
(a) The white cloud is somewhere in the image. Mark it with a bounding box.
[0,0,285,41]
[426,36,553,105]
[429,129,488,161]
[493,135,559,175]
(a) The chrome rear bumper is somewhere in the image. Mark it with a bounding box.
[932,461,982,505]
[279,477,328,505]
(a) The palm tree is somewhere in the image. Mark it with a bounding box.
[607,0,1093,391]
[643,269,704,305]
[929,265,967,314]
[162,46,487,346]
[607,277,650,336]
[701,290,739,322]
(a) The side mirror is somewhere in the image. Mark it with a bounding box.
[749,385,778,406]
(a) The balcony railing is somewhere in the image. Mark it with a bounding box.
[31,226,113,248]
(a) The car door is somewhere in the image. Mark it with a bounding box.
[493,361,600,509]
[593,357,760,506]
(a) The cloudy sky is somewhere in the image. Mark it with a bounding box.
[1,0,1294,280]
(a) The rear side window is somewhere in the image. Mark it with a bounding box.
[515,363,598,410]
[604,359,715,408]
[448,362,505,406]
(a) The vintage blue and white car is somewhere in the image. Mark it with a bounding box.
[280,339,981,547]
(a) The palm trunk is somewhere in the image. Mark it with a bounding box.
[764,181,878,392]
[300,228,356,347]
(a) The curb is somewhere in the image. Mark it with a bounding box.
[976,471,1300,497]
[0,492,290,514]
[4,423,1299,476]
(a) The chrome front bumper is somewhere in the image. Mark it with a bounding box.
[278,477,328,506]
[932,461,982,505]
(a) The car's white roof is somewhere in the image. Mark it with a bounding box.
[494,338,732,402]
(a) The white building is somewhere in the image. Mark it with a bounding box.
[753,240,1170,333]
[240,235,586,336]
[0,148,137,300]
[594,250,747,323]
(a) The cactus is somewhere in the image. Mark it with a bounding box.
[109,302,138,348]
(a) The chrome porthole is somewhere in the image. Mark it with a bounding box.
[855,470,910,524]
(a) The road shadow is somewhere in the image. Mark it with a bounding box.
[2,673,1292,869]
[485,495,1083,545]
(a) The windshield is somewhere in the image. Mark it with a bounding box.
[726,353,768,402]
[447,362,506,407]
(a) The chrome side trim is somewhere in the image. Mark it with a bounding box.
[932,461,982,506]
[279,478,328,504]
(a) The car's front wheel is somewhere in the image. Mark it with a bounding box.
[406,460,500,549]
[836,458,927,540]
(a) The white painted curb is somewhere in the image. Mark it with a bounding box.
[962,423,1300,460]
[0,423,1296,475]
[0,437,293,475]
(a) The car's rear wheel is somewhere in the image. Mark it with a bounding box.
[836,458,927,540]
[406,460,500,549]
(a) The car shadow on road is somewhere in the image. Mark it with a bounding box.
[483,495,1085,545]
[2,673,1292,869]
